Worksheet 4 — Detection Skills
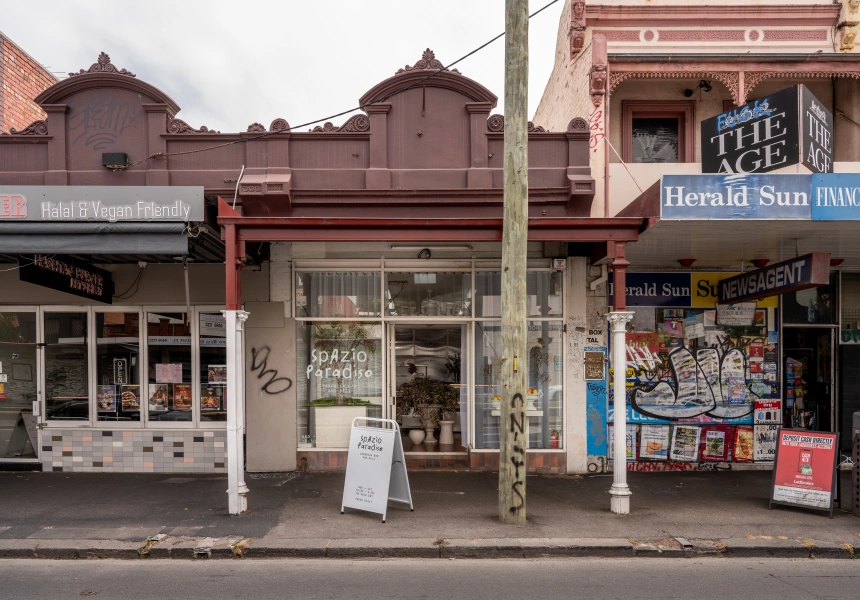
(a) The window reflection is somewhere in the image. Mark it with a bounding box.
[45,312,89,421]
[146,312,191,422]
[96,312,140,422]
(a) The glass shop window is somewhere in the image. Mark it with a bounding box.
[44,312,89,421]
[783,272,838,325]
[146,312,192,422]
[199,313,227,423]
[617,306,778,463]
[473,321,564,449]
[474,271,563,318]
[296,321,383,448]
[96,312,141,422]
[295,272,381,318]
[0,311,38,458]
[384,272,470,317]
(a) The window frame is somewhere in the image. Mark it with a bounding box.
[622,100,696,164]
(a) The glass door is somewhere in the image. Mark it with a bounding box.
[390,323,467,451]
[0,310,39,460]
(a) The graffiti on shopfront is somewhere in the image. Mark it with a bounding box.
[250,346,293,395]
[566,315,586,378]
[625,334,758,421]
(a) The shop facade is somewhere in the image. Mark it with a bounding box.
[0,50,644,474]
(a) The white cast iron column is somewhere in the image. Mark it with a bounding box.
[608,310,633,514]
[224,309,250,515]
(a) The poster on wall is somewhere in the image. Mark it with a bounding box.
[173,384,192,411]
[207,365,227,383]
[120,385,141,412]
[97,385,116,413]
[639,424,670,460]
[670,425,701,462]
[201,386,223,411]
[148,384,169,412]
[156,363,184,383]
[700,425,732,461]
[585,346,608,456]
[608,424,638,460]
[755,424,779,462]
[770,429,839,515]
[755,399,783,424]
[734,426,755,461]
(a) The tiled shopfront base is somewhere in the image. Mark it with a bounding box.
[41,430,227,473]
[298,450,566,473]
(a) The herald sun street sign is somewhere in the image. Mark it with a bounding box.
[661,173,860,220]
[701,85,833,175]
[717,253,831,304]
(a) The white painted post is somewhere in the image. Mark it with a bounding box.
[224,309,250,515]
[236,310,249,508]
[608,311,633,514]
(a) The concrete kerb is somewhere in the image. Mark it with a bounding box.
[0,537,855,559]
[723,538,815,558]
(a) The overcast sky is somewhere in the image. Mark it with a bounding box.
[4,0,565,133]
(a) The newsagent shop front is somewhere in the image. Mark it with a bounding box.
[604,172,860,471]
[0,186,245,473]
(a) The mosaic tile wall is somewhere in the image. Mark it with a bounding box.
[41,430,227,473]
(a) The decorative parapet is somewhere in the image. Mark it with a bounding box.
[270,118,290,132]
[68,52,135,77]
[0,120,48,136]
[396,48,459,75]
[838,0,860,50]
[309,114,370,133]
[246,123,266,133]
[166,118,220,134]
[610,71,741,106]
[570,1,587,58]
[486,114,547,132]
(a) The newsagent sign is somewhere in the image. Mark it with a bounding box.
[770,429,840,515]
[717,253,831,304]
[701,85,832,175]
[17,254,113,304]
[0,186,204,222]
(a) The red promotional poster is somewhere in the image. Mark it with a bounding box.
[770,429,839,514]
[734,427,755,461]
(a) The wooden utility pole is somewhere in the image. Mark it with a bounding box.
[499,0,529,525]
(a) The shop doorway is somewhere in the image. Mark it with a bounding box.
[0,309,40,462]
[389,323,467,453]
[783,327,835,433]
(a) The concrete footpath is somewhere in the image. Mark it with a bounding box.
[0,469,857,559]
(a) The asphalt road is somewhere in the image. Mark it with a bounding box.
[1,558,858,599]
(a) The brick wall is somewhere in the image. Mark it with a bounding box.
[0,34,57,133]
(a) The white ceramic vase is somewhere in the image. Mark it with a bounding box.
[408,429,426,445]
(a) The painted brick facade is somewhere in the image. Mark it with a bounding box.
[0,33,57,133]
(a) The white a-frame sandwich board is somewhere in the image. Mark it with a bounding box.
[341,417,413,523]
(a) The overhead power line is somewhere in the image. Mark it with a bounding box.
[121,0,560,170]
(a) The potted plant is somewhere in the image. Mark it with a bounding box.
[397,376,459,443]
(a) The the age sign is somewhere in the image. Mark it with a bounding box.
[0,194,27,218]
